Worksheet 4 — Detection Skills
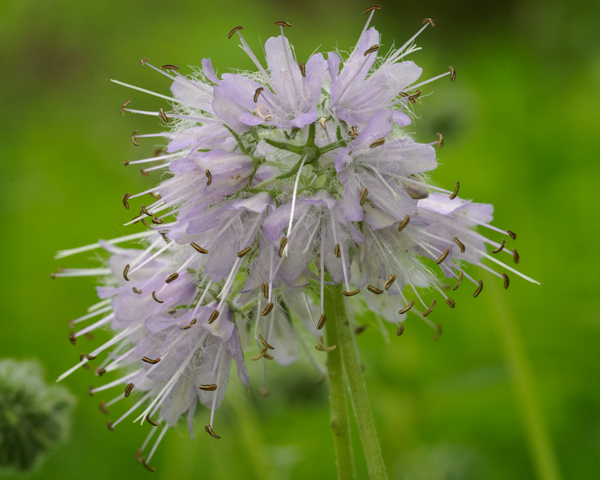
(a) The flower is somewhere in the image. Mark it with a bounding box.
[53,7,538,470]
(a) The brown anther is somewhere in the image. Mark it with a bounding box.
[334,243,341,258]
[507,230,517,240]
[135,449,143,464]
[364,44,380,56]
[298,62,306,77]
[273,21,293,27]
[159,231,170,243]
[68,319,74,330]
[453,237,465,253]
[259,334,275,350]
[315,342,336,352]
[422,18,436,27]
[512,249,520,264]
[349,126,359,138]
[140,205,151,216]
[140,57,149,66]
[369,138,385,148]
[87,385,94,397]
[262,302,274,316]
[446,298,456,308]
[166,273,179,284]
[151,291,163,304]
[342,289,360,297]
[132,287,142,294]
[492,239,505,254]
[452,271,464,291]
[205,424,221,439]
[319,117,327,129]
[251,348,267,361]
[151,216,163,225]
[317,313,326,330]
[199,384,218,391]
[384,274,397,291]
[160,64,179,70]
[95,367,106,376]
[107,420,115,431]
[208,310,220,324]
[449,181,460,200]
[141,458,156,472]
[355,325,368,335]
[180,318,197,330]
[237,246,252,258]
[449,66,456,82]
[142,356,161,365]
[423,298,436,317]
[99,400,109,415]
[205,169,212,186]
[436,132,444,148]
[146,415,160,427]
[124,383,134,397]
[227,26,243,39]
[262,283,269,299]
[360,187,368,206]
[254,87,264,103]
[436,246,450,265]
[190,242,208,254]
[396,324,405,336]
[398,215,410,232]
[84,332,94,341]
[473,280,484,298]
[50,273,56,279]
[122,192,131,210]
[408,90,421,104]
[69,332,76,345]
[120,99,131,116]
[86,354,97,360]
[367,285,383,295]
[264,115,272,121]
[279,237,288,257]
[501,272,510,289]
[264,352,274,360]
[132,130,139,146]
[399,300,414,315]
[150,192,162,199]
[363,4,382,14]
[140,168,149,177]
[433,324,442,341]
[158,108,169,123]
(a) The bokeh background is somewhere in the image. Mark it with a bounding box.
[1,0,599,478]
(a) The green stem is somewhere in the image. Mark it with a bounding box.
[326,285,388,480]
[325,290,356,480]
[487,277,562,480]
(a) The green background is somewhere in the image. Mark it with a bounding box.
[1,0,599,478]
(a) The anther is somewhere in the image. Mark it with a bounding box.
[141,458,156,472]
[502,273,510,289]
[190,242,209,254]
[205,169,212,186]
[120,99,131,116]
[363,5,382,14]
[208,310,220,324]
[199,384,218,391]
[262,283,269,299]
[367,285,383,295]
[87,385,94,397]
[263,352,274,360]
[452,271,464,291]
[364,44,380,56]
[99,400,109,415]
[398,215,410,232]
[227,26,243,39]
[123,193,131,210]
[251,348,267,361]
[422,18,435,27]
[132,130,139,146]
[334,243,341,258]
[408,90,421,104]
[142,357,161,365]
[450,181,460,200]
[423,298,436,317]
[319,117,327,129]
[436,246,450,265]
[140,168,149,177]
[158,108,169,123]
[140,205,151,216]
[436,132,444,148]
[384,274,397,291]
[123,160,129,166]
[237,246,252,258]
[259,334,275,350]
[107,421,115,431]
[262,302,274,316]
[151,216,163,225]
[473,280,484,298]
[317,313,326,330]
[279,237,288,257]
[399,300,415,315]
[166,273,179,283]
[86,354,97,360]
[449,240,465,257]
[205,424,221,439]
[512,249,520,264]
[160,64,179,70]
[151,291,163,304]
[150,192,161,200]
[123,264,130,281]
[273,21,293,27]
[135,449,143,464]
[433,324,442,341]
[95,367,106,376]
[342,289,360,297]
[370,138,385,148]
[446,298,456,308]
[507,230,517,240]
[299,62,306,77]
[254,87,264,103]
[396,324,405,336]
[140,57,148,66]
[132,287,142,294]
[145,415,160,427]
[124,383,134,397]
[315,342,336,352]
[360,187,368,206]
[180,318,197,330]
[264,115,272,121]
[491,239,505,254]
[449,66,456,82]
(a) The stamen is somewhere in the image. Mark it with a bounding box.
[140,57,148,66]
[473,280,484,297]
[398,215,410,232]
[436,132,444,148]
[334,243,341,258]
[120,100,131,116]
[446,298,456,308]
[111,79,181,104]
[492,239,505,254]
[254,87,264,103]
[435,246,450,265]
[507,230,517,240]
[399,300,415,315]
[449,66,456,82]
[342,289,360,297]
[422,18,435,27]
[360,187,368,206]
[160,64,179,70]
[262,302,274,316]
[279,237,288,257]
[317,314,326,330]
[208,310,220,324]
[367,285,383,294]
[227,26,243,39]
[384,274,397,291]
[364,44,380,56]
[299,62,306,77]
[262,283,269,299]
[99,400,110,415]
[452,270,464,291]
[151,291,163,303]
[146,415,160,427]
[319,117,327,129]
[370,138,385,148]
[190,242,209,254]
[251,348,267,361]
[165,273,179,283]
[259,334,275,350]
[422,298,436,317]
[282,155,308,257]
[502,273,510,289]
[123,264,130,281]
[237,246,252,258]
[142,357,161,365]
[205,425,221,439]
[512,249,520,264]
[124,383,134,397]
[274,20,293,27]
[450,181,459,200]
[433,324,442,341]
[199,384,218,391]
[158,108,169,123]
[396,324,405,336]
[363,5,382,14]
[131,130,139,146]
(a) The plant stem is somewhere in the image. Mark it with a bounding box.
[325,289,356,480]
[487,277,562,480]
[326,285,388,480]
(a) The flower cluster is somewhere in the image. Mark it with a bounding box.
[53,6,537,471]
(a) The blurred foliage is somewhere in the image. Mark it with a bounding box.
[0,0,599,478]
